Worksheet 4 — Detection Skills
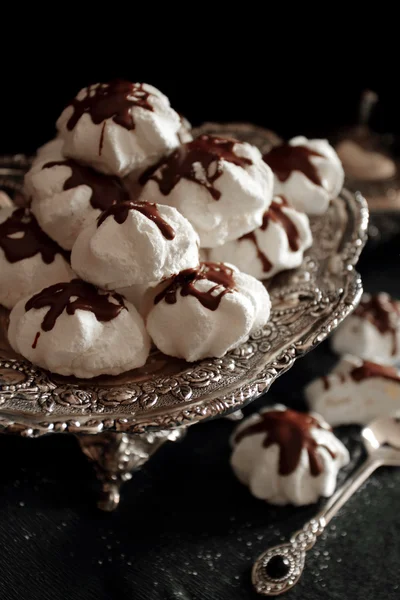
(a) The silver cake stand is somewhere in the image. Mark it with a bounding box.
[0,126,369,510]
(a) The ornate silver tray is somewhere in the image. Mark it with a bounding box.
[0,130,369,509]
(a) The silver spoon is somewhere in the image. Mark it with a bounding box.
[252,414,400,596]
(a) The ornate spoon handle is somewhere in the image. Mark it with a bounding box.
[252,456,380,596]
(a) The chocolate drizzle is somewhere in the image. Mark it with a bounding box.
[154,262,236,311]
[354,294,400,355]
[349,360,400,384]
[97,201,175,240]
[263,143,323,185]
[65,80,154,132]
[234,409,336,477]
[239,197,301,273]
[139,135,252,200]
[25,279,126,333]
[0,208,66,264]
[43,160,129,212]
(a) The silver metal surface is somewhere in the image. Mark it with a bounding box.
[252,414,400,596]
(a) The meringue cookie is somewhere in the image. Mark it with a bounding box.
[332,293,400,365]
[208,196,313,279]
[56,80,182,177]
[263,136,344,215]
[305,356,400,427]
[336,140,396,181]
[8,279,150,378]
[0,207,74,309]
[25,142,130,250]
[230,405,349,506]
[138,134,274,248]
[146,262,271,361]
[0,191,13,209]
[71,200,199,289]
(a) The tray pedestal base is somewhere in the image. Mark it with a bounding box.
[77,429,186,511]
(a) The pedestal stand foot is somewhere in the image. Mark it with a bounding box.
[77,429,185,511]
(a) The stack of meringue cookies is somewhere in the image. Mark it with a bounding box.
[231,292,400,506]
[0,79,346,379]
[4,79,377,511]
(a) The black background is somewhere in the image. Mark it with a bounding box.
[1,58,400,599]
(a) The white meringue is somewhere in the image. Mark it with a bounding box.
[336,140,396,181]
[0,207,74,309]
[230,405,349,506]
[138,134,274,248]
[71,200,200,289]
[56,81,182,177]
[145,262,271,362]
[263,136,344,215]
[332,293,400,365]
[25,141,130,250]
[0,191,13,209]
[116,283,156,314]
[208,196,313,279]
[8,279,151,378]
[305,356,400,427]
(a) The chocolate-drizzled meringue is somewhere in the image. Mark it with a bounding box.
[56,81,183,177]
[25,141,130,250]
[8,279,151,378]
[305,356,400,426]
[230,405,349,506]
[208,196,312,279]
[263,136,344,215]
[145,262,271,361]
[0,207,74,309]
[138,134,274,248]
[71,200,199,289]
[332,293,400,365]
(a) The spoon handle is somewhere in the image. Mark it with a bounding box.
[252,456,380,596]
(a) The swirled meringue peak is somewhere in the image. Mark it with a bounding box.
[230,405,349,506]
[56,80,183,177]
[209,195,312,279]
[145,262,271,361]
[263,136,344,215]
[71,200,200,289]
[8,279,150,378]
[138,134,274,248]
[0,207,74,309]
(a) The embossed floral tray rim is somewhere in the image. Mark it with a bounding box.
[0,184,368,437]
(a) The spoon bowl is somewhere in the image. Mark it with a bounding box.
[362,413,400,464]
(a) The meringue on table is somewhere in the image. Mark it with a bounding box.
[145,262,271,362]
[56,80,183,177]
[25,140,130,250]
[332,292,400,365]
[208,195,313,279]
[0,207,74,309]
[263,136,344,215]
[8,279,150,378]
[71,200,200,289]
[230,405,349,506]
[305,356,400,426]
[138,134,274,248]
